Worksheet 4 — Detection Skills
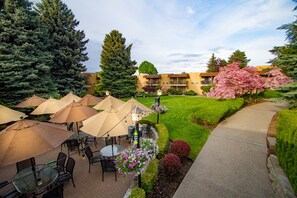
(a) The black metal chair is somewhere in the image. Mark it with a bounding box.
[66,139,80,156]
[16,157,36,172]
[42,183,64,198]
[84,136,98,148]
[0,181,20,198]
[56,157,76,187]
[84,146,102,173]
[54,152,67,174]
[101,157,117,181]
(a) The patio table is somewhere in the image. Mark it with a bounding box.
[12,164,58,195]
[100,144,125,157]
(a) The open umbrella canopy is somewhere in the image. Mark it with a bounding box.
[0,119,73,167]
[0,105,27,125]
[79,94,102,106]
[93,95,125,110]
[15,95,47,108]
[118,98,151,115]
[49,102,98,123]
[81,107,132,137]
[31,98,68,115]
[60,92,81,105]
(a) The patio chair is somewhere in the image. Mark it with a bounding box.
[84,146,102,173]
[42,183,64,198]
[56,157,76,187]
[54,152,67,174]
[16,157,36,172]
[101,157,117,181]
[66,139,80,156]
[0,180,20,198]
[84,135,98,148]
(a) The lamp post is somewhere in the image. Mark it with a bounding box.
[106,90,110,96]
[131,107,143,188]
[156,89,162,124]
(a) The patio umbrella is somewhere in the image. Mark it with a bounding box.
[15,95,47,108]
[118,98,151,116]
[80,107,132,138]
[49,102,98,132]
[93,95,125,111]
[60,92,81,105]
[0,105,27,125]
[79,94,102,106]
[0,119,73,167]
[31,98,68,115]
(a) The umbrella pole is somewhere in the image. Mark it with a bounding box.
[112,137,114,156]
[76,122,79,134]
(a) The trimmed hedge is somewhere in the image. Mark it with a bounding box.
[276,110,297,193]
[200,85,214,93]
[141,159,159,193]
[184,90,196,96]
[155,123,169,158]
[191,98,244,125]
[263,89,282,99]
[128,187,146,198]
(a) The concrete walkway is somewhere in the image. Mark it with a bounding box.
[174,102,287,198]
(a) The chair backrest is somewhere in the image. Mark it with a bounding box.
[65,157,75,176]
[84,146,93,162]
[42,183,64,198]
[56,152,67,168]
[16,157,36,173]
[101,158,116,172]
[66,139,79,151]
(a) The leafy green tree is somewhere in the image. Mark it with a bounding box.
[36,0,88,96]
[0,0,57,106]
[228,50,250,68]
[97,30,137,98]
[138,61,158,74]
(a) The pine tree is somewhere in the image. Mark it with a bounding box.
[36,0,88,96]
[228,50,250,68]
[206,53,218,72]
[98,30,137,98]
[0,0,57,106]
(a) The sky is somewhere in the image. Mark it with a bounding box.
[40,0,296,73]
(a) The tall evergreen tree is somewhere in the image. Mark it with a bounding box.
[206,53,218,72]
[0,0,57,106]
[98,30,137,98]
[228,50,250,68]
[36,0,88,96]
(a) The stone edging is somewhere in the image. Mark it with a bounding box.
[267,154,296,198]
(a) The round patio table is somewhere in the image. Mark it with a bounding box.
[12,164,58,195]
[100,144,125,157]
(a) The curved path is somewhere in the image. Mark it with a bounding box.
[174,102,287,198]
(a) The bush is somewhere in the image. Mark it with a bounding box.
[201,85,214,93]
[184,90,197,96]
[191,98,244,125]
[128,187,146,198]
[155,123,169,159]
[170,140,191,159]
[162,153,182,176]
[276,110,297,193]
[263,89,282,99]
[142,159,159,193]
[167,88,182,95]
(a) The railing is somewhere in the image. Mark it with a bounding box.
[201,80,212,85]
[170,81,187,85]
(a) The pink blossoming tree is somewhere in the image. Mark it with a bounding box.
[263,68,293,89]
[208,62,265,99]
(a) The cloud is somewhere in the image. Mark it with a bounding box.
[186,6,195,15]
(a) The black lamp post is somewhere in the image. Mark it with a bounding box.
[132,107,143,188]
[156,89,162,124]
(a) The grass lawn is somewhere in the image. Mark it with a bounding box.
[134,96,243,159]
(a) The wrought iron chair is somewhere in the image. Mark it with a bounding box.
[84,136,98,148]
[0,180,20,198]
[54,152,67,174]
[56,157,76,187]
[66,139,80,156]
[84,146,102,173]
[16,157,36,173]
[42,183,64,198]
[100,157,117,181]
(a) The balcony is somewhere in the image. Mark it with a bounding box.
[144,80,160,86]
[169,80,188,86]
[201,80,212,85]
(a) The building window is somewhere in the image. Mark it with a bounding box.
[191,82,194,84]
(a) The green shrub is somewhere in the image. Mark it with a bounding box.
[155,123,169,158]
[141,159,159,193]
[162,153,182,176]
[184,90,197,96]
[191,98,244,125]
[276,110,297,193]
[167,88,182,95]
[263,89,282,99]
[128,187,146,198]
[200,85,214,93]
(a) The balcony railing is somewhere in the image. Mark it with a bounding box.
[145,81,160,86]
[201,80,212,85]
[169,81,188,86]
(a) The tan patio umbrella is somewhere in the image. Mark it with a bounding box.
[79,94,102,106]
[0,119,73,167]
[93,95,125,110]
[118,98,151,116]
[0,105,27,125]
[80,107,132,138]
[15,95,47,108]
[31,98,68,115]
[60,92,81,105]
[49,102,98,132]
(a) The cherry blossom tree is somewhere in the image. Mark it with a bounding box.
[208,62,265,99]
[264,68,293,89]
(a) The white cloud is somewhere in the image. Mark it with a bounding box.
[186,6,195,15]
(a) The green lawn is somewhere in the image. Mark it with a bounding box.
[135,96,243,159]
